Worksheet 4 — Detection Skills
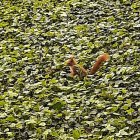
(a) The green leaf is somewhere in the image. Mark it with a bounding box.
[122,104,130,110]
[106,124,116,132]
[126,108,135,115]
[8,90,18,98]
[72,129,81,139]
[0,22,8,27]
[116,129,129,136]
[0,101,6,106]
[39,122,46,126]
[52,102,64,110]
[43,129,51,137]
[6,115,16,122]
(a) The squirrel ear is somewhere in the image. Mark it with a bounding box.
[70,55,75,59]
[65,55,76,66]
[67,56,77,66]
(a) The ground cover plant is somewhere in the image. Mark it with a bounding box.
[0,0,140,139]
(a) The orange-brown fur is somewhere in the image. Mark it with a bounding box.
[90,53,110,74]
[66,53,109,77]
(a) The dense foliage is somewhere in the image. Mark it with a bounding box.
[0,0,139,139]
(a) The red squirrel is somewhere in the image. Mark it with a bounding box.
[66,55,87,77]
[66,53,110,77]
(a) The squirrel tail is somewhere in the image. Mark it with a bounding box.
[89,53,110,75]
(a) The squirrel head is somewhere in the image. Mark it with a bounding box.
[66,55,77,66]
